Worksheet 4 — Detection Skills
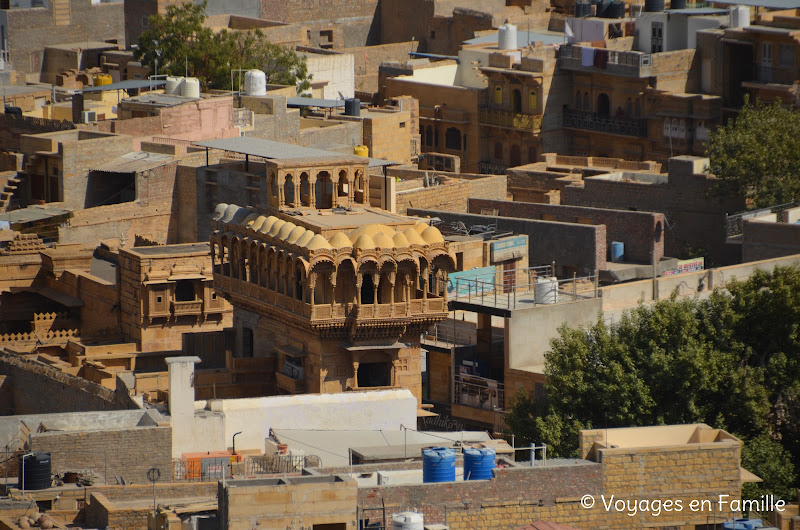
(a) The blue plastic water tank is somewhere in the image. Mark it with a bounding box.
[463,448,496,480]
[722,519,764,530]
[422,447,456,483]
[610,241,625,263]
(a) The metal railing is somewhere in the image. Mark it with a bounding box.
[563,108,647,137]
[451,264,599,311]
[479,107,543,130]
[245,454,320,475]
[558,44,652,68]
[725,201,800,238]
[454,374,505,411]
[757,65,798,85]
[426,323,475,346]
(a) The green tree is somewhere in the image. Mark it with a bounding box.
[706,97,800,208]
[740,434,797,502]
[135,2,311,93]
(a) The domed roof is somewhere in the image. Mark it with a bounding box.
[241,212,259,227]
[259,216,280,234]
[373,232,395,249]
[328,231,352,249]
[393,232,410,248]
[353,234,376,250]
[221,204,241,223]
[305,234,332,251]
[296,230,315,246]
[277,222,297,240]
[403,227,425,246]
[231,208,250,224]
[268,219,286,236]
[251,215,268,231]
[212,203,228,221]
[421,226,444,244]
[413,222,429,234]
[286,225,307,244]
[349,224,396,242]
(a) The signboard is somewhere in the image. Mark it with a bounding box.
[663,257,704,276]
[447,266,496,296]
[491,235,526,263]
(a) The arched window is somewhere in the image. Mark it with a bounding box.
[529,90,538,113]
[576,91,581,108]
[425,125,433,147]
[583,92,590,111]
[663,118,671,138]
[494,86,503,105]
[445,127,461,150]
[494,142,503,161]
[597,93,610,116]
[510,145,521,167]
[434,126,439,147]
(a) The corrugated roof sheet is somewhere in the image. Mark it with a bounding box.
[93,151,174,173]
[193,137,397,167]
[287,97,346,108]
[81,79,166,93]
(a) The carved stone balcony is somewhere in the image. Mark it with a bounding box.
[479,107,542,131]
[171,300,203,315]
[562,109,647,137]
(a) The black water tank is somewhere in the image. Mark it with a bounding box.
[344,98,361,117]
[4,106,22,115]
[18,452,51,491]
[609,1,627,17]
[670,0,687,9]
[645,0,665,11]
[595,0,609,17]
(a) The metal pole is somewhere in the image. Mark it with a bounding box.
[152,477,156,519]
[530,444,535,467]
[573,272,577,301]
[404,426,407,459]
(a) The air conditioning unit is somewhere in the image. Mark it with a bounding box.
[81,110,97,123]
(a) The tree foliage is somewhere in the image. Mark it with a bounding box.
[706,97,800,208]
[507,265,800,499]
[134,1,311,93]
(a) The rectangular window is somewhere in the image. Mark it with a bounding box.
[779,44,794,67]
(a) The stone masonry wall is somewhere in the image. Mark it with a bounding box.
[30,426,172,485]
[742,220,800,262]
[0,353,134,415]
[470,198,665,263]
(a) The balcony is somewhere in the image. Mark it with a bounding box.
[563,109,647,138]
[558,45,652,77]
[276,371,306,394]
[454,374,505,411]
[479,107,542,131]
[171,300,203,315]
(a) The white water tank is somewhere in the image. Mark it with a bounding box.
[182,77,201,98]
[244,69,267,96]
[392,511,424,530]
[534,276,559,304]
[165,76,184,95]
[729,6,750,28]
[498,24,518,50]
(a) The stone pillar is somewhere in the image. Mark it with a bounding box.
[166,356,201,458]
[332,175,339,208]
[352,361,359,388]
[294,182,301,207]
[373,273,380,308]
[389,271,396,305]
[310,176,317,209]
[356,273,363,306]
[330,271,337,311]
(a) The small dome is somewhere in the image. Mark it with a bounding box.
[212,203,228,221]
[242,212,259,227]
[259,216,280,234]
[286,225,307,244]
[373,232,395,249]
[231,207,250,224]
[413,222,429,234]
[328,231,352,249]
[251,215,268,231]
[268,219,286,236]
[221,204,241,223]
[393,232,410,248]
[350,224,396,242]
[353,234,376,250]
[306,234,332,251]
[277,222,297,240]
[403,227,425,246]
[296,230,315,246]
[421,226,444,244]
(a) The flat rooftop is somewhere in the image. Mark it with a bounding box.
[584,423,741,450]
[293,208,413,230]
[121,93,200,107]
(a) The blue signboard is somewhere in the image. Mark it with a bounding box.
[491,236,526,262]
[447,266,496,296]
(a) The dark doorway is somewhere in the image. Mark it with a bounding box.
[597,93,610,116]
[85,171,135,208]
[358,362,391,388]
[723,42,754,108]
[511,89,522,113]
[510,145,521,167]
[360,273,375,304]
